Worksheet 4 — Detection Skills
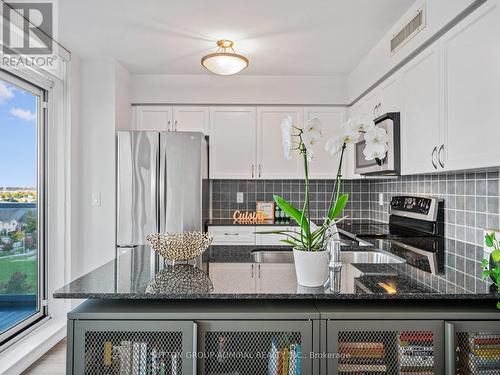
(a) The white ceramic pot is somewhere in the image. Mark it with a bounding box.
[293,248,330,287]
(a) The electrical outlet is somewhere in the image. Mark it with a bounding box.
[236,192,244,204]
[91,192,102,207]
[379,193,384,206]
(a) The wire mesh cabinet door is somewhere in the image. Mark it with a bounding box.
[327,320,444,375]
[72,320,196,375]
[198,320,313,375]
[445,320,500,375]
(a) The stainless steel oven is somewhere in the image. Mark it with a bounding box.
[355,112,400,175]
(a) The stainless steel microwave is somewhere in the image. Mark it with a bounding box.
[354,112,400,175]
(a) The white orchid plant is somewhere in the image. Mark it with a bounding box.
[260,114,389,252]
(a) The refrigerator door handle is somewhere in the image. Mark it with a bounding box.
[159,133,167,233]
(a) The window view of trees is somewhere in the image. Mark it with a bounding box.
[0,77,40,336]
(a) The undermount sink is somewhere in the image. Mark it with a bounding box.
[340,251,405,264]
[250,249,404,264]
[251,250,294,263]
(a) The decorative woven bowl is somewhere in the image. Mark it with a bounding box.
[146,232,213,261]
[145,265,213,294]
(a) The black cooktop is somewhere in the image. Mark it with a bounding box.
[337,219,432,238]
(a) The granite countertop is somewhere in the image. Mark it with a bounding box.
[53,243,499,300]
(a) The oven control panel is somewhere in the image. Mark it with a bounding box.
[390,196,439,221]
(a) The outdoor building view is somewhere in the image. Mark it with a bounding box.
[0,78,39,337]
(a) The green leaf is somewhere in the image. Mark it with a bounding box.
[496,301,500,310]
[280,239,300,247]
[482,270,491,280]
[328,193,349,221]
[274,195,310,237]
[482,259,490,268]
[486,233,495,248]
[492,249,500,263]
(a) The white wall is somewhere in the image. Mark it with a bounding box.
[347,0,476,102]
[131,74,348,105]
[71,59,118,279]
[115,62,131,130]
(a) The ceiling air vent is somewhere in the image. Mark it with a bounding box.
[391,8,426,53]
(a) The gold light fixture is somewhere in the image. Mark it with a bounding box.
[201,40,249,75]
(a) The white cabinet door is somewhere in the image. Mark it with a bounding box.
[379,73,401,115]
[304,107,346,179]
[257,107,302,179]
[440,2,500,171]
[344,102,365,180]
[210,107,257,179]
[400,47,441,175]
[362,88,382,120]
[208,226,256,245]
[172,106,209,134]
[256,263,297,293]
[135,105,173,131]
[209,263,255,293]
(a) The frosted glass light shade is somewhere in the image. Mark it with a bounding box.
[201,53,249,75]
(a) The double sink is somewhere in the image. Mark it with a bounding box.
[251,249,404,264]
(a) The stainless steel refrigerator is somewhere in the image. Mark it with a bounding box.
[116,131,209,247]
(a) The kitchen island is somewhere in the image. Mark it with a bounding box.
[55,245,500,374]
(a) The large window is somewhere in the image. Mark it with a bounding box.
[0,72,46,345]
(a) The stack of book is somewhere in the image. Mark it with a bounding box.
[268,337,302,375]
[85,340,181,375]
[399,331,434,374]
[458,333,500,374]
[338,341,387,374]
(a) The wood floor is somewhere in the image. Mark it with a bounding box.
[21,339,66,375]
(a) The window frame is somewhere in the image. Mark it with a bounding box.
[0,70,48,346]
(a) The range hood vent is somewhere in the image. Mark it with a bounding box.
[391,8,425,53]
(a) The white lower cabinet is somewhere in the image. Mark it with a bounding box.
[210,263,298,294]
[256,263,297,293]
[255,226,297,246]
[208,263,255,293]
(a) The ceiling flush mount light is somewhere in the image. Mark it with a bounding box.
[201,39,249,75]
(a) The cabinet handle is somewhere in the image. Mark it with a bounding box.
[224,232,239,236]
[373,105,377,118]
[431,146,438,170]
[258,264,261,278]
[438,144,445,168]
[251,264,254,278]
[167,120,171,131]
[174,120,178,131]
[378,102,382,116]
[258,164,262,178]
[444,322,456,375]
[251,164,255,178]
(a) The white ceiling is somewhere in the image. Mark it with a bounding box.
[59,0,415,76]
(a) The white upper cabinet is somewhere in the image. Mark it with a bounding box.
[172,106,209,134]
[209,106,257,179]
[134,105,173,131]
[379,73,401,115]
[257,107,302,179]
[400,47,442,175]
[304,107,346,179]
[440,2,500,171]
[135,105,209,133]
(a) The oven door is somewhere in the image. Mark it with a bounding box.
[354,114,400,175]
